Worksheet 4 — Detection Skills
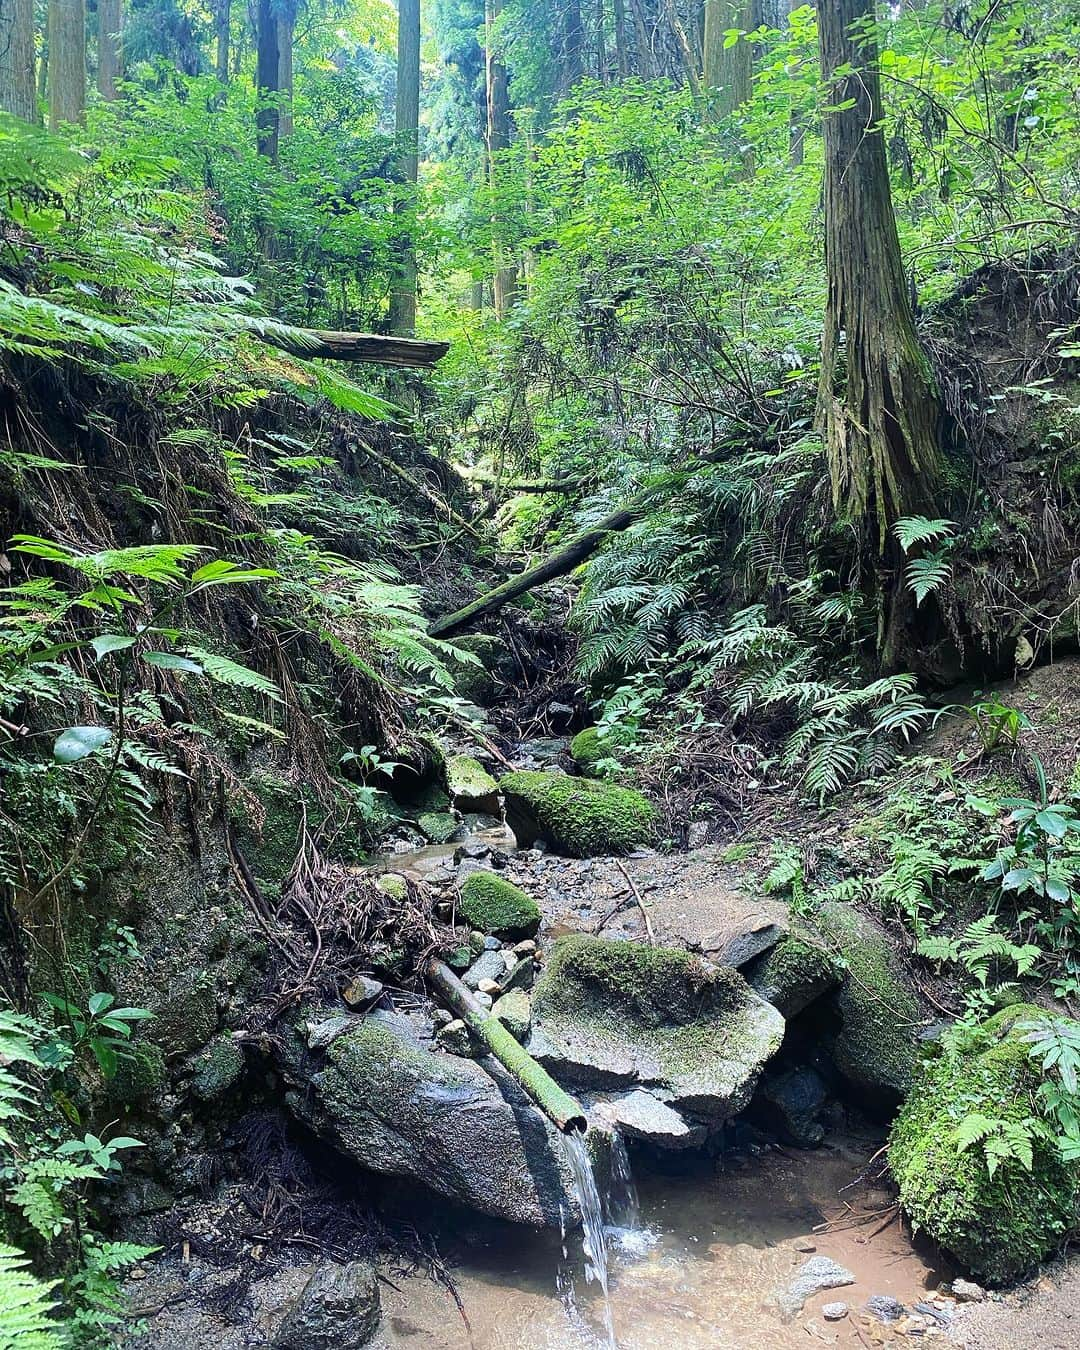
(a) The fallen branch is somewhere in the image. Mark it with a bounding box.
[464,470,579,494]
[615,860,655,945]
[426,959,587,1133]
[428,492,649,638]
[262,328,449,369]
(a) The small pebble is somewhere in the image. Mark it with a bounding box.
[950,1279,985,1303]
[477,978,502,996]
[792,1237,816,1253]
[474,991,493,1009]
[866,1294,906,1323]
[482,935,501,951]
[513,940,537,957]
[822,1302,848,1322]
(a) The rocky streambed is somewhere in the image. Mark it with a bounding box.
[125,735,1080,1349]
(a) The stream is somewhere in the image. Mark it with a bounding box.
[370,1127,950,1347]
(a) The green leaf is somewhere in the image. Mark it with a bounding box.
[87,993,114,1016]
[90,634,136,659]
[53,726,112,763]
[142,651,203,674]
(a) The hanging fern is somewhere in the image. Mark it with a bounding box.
[0,1246,62,1350]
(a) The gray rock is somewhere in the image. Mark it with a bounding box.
[822,1302,848,1321]
[282,1013,576,1228]
[474,991,493,1009]
[527,936,783,1136]
[774,1256,855,1320]
[746,931,841,1019]
[866,1294,906,1323]
[435,1019,476,1057]
[501,955,536,993]
[463,949,508,990]
[492,988,531,1041]
[950,1279,985,1303]
[482,935,502,951]
[759,1066,829,1147]
[652,882,789,968]
[272,1261,380,1350]
[587,1090,706,1149]
[342,976,384,1009]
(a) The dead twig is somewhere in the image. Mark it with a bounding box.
[615,859,655,945]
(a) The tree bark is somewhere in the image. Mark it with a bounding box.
[0,0,37,121]
[563,0,584,90]
[485,0,518,318]
[613,0,629,77]
[215,0,230,82]
[426,960,587,1134]
[664,0,700,97]
[387,0,421,336]
[97,0,121,100]
[703,0,752,115]
[47,0,85,129]
[627,0,655,78]
[257,327,449,368]
[276,0,294,139]
[816,0,940,546]
[255,0,279,160]
[429,494,648,637]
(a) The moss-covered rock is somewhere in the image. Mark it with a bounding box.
[528,935,784,1126]
[817,902,922,1104]
[889,1006,1080,1284]
[108,1039,167,1104]
[500,771,657,857]
[747,931,842,1019]
[445,755,500,813]
[235,769,305,895]
[147,982,218,1057]
[569,726,631,777]
[417,811,461,844]
[189,1034,245,1102]
[458,872,541,938]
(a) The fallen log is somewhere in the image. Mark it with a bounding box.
[262,328,450,369]
[428,494,646,638]
[426,958,587,1134]
[464,470,579,494]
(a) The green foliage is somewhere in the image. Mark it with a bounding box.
[0,1244,61,1349]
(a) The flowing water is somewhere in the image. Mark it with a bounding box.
[372,1127,952,1349]
[560,1129,617,1349]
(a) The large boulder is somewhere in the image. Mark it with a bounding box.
[817,902,922,1104]
[445,754,500,814]
[282,1011,576,1229]
[889,1006,1080,1284]
[500,771,657,856]
[527,936,783,1141]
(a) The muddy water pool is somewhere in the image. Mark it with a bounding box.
[374,1128,951,1350]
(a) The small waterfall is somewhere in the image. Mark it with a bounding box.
[561,1128,617,1349]
[605,1130,639,1231]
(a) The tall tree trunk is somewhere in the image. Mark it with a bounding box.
[215,0,230,82]
[97,0,121,100]
[485,0,517,317]
[47,0,85,129]
[613,0,629,77]
[563,0,584,89]
[703,0,752,114]
[816,0,939,552]
[276,0,294,139]
[255,0,279,160]
[0,0,37,121]
[663,0,700,96]
[595,0,607,80]
[627,0,655,78]
[387,0,420,336]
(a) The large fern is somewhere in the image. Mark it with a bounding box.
[0,1246,62,1350]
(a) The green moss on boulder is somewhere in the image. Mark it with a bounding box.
[445,755,500,812]
[190,1034,245,1102]
[500,770,656,857]
[569,726,631,777]
[890,1006,1079,1284]
[747,931,841,1019]
[817,901,922,1104]
[458,872,541,938]
[417,811,461,844]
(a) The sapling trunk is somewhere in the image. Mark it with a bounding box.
[426,958,587,1134]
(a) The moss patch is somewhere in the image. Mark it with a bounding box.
[747,932,841,1019]
[890,1006,1079,1284]
[190,1034,245,1102]
[500,771,656,857]
[817,901,922,1104]
[445,755,500,810]
[417,811,461,844]
[458,872,541,938]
